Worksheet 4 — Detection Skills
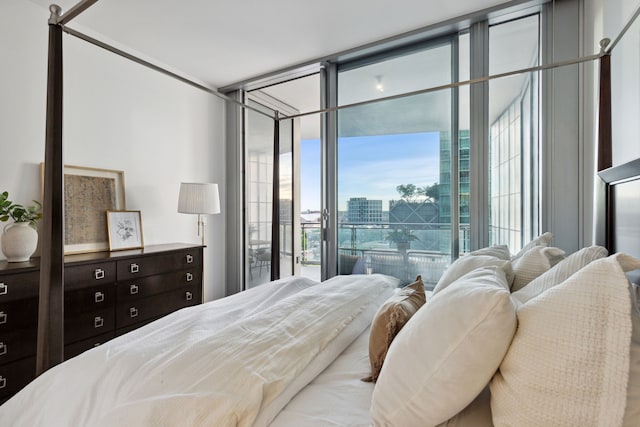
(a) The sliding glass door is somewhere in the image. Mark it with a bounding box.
[336,38,464,287]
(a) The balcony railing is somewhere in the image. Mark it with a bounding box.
[301,221,471,287]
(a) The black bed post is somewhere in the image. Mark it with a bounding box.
[271,113,281,281]
[36,4,66,376]
[597,41,613,252]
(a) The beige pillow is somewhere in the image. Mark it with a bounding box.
[510,246,565,292]
[511,245,608,305]
[512,231,554,260]
[491,253,640,427]
[470,244,511,260]
[624,282,640,427]
[433,255,514,296]
[371,267,516,426]
[364,275,425,382]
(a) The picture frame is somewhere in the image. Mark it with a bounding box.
[41,164,126,254]
[106,210,144,251]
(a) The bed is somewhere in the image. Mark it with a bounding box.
[0,221,639,426]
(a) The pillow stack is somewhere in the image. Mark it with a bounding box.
[371,266,516,426]
[367,232,640,426]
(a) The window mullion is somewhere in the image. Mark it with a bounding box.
[469,21,490,250]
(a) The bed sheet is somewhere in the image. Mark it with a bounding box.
[270,325,375,427]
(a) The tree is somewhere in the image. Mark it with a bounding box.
[395,184,419,203]
[418,182,440,204]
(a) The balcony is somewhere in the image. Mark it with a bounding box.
[301,222,470,288]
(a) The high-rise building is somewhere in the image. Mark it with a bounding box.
[346,197,383,224]
[439,130,471,253]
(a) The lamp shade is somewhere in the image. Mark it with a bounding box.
[177,182,220,215]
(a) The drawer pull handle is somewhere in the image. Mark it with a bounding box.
[0,283,6,295]
[130,284,139,295]
[186,254,194,264]
[94,291,105,303]
[94,316,104,329]
[94,268,105,280]
[130,263,139,274]
[0,312,6,325]
[186,272,193,282]
[0,342,6,356]
[130,307,138,318]
[0,376,5,389]
[93,342,101,348]
[186,291,193,301]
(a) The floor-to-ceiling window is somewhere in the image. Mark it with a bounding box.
[336,39,462,287]
[244,76,321,287]
[232,8,543,290]
[488,15,540,249]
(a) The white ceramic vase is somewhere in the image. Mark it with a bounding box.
[1,222,38,262]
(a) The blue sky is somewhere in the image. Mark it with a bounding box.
[300,132,441,211]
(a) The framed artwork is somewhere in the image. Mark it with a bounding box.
[41,164,126,254]
[106,210,143,251]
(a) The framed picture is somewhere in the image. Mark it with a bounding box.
[106,210,143,251]
[41,164,126,254]
[65,165,125,253]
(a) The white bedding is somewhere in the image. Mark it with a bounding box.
[271,325,376,427]
[0,274,397,427]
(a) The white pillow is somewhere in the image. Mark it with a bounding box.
[470,245,511,260]
[371,267,516,427]
[511,245,608,305]
[624,282,640,427]
[510,246,565,292]
[433,255,514,295]
[435,387,493,427]
[491,253,640,427]
[512,231,553,260]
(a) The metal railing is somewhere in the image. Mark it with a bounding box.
[301,221,471,286]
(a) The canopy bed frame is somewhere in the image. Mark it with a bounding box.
[36,0,636,381]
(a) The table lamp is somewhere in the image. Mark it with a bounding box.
[177,182,220,245]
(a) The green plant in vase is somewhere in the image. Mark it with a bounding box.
[0,191,43,262]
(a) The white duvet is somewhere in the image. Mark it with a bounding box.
[0,274,397,427]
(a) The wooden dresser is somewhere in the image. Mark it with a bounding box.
[0,243,203,402]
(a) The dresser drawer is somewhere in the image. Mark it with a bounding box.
[0,297,38,332]
[0,356,35,400]
[116,284,200,329]
[65,284,115,316]
[64,307,115,344]
[117,269,201,302]
[64,331,115,359]
[116,249,202,281]
[0,326,37,365]
[65,262,116,291]
[0,271,39,303]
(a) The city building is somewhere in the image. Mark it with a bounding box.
[346,197,383,224]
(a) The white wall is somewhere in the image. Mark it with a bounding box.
[0,1,227,301]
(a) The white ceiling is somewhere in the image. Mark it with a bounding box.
[28,0,515,89]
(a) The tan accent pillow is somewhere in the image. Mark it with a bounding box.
[511,245,608,305]
[433,254,514,296]
[363,275,425,382]
[624,282,640,427]
[371,267,516,426]
[491,253,640,426]
[510,246,565,292]
[512,231,554,260]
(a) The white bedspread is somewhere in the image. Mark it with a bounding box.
[0,274,396,427]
